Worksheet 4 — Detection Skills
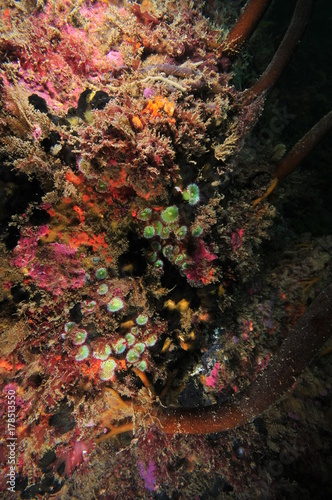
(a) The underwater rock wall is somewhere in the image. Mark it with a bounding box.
[0,1,331,498]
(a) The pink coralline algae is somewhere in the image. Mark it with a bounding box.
[231,228,245,250]
[138,459,157,491]
[52,440,94,478]
[106,50,125,70]
[13,234,85,295]
[5,1,116,109]
[184,239,218,285]
[143,87,155,99]
[205,362,221,388]
[29,260,85,296]
[12,225,48,267]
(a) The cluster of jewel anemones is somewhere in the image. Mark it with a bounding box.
[61,265,158,380]
[136,184,204,275]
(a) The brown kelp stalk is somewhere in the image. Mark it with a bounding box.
[246,0,316,101]
[252,109,332,206]
[274,109,332,180]
[222,0,273,54]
